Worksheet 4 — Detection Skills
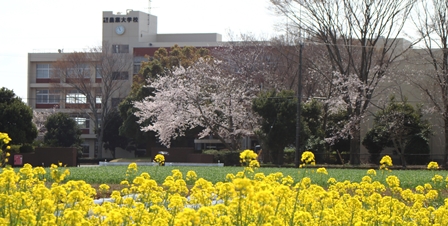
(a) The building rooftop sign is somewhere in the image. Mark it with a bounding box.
[103,17,138,23]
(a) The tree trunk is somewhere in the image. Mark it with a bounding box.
[97,132,103,159]
[399,151,407,169]
[392,139,407,169]
[350,130,361,165]
[145,138,154,158]
[444,118,448,168]
[277,148,285,166]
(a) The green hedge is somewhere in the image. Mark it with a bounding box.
[7,144,35,154]
[19,144,35,153]
[202,149,242,166]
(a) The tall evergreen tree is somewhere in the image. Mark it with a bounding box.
[0,87,37,144]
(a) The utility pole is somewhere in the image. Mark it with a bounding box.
[295,41,304,168]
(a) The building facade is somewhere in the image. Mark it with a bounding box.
[27,10,446,164]
[27,10,222,158]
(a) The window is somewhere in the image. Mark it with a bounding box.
[95,88,102,104]
[133,64,141,74]
[112,44,129,53]
[67,64,91,78]
[81,143,89,157]
[95,66,102,78]
[96,115,102,129]
[36,89,60,103]
[73,116,89,129]
[36,64,53,78]
[66,90,87,104]
[112,71,129,80]
[96,95,102,104]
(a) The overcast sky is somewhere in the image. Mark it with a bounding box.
[0,0,281,102]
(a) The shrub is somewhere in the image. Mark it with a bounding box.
[404,136,430,165]
[283,147,295,164]
[8,145,21,153]
[19,144,34,153]
[203,149,242,166]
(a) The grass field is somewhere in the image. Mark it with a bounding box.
[58,165,448,189]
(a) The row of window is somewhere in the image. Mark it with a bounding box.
[37,89,95,104]
[36,63,133,80]
[36,64,101,79]
[36,89,122,107]
[36,89,61,103]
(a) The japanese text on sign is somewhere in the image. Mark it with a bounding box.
[103,17,138,23]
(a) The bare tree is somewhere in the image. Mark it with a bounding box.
[270,0,416,164]
[212,34,283,91]
[270,35,339,143]
[409,0,448,166]
[53,42,133,158]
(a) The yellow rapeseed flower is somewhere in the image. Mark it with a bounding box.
[380,155,393,170]
[327,177,337,185]
[249,160,260,169]
[2,152,448,225]
[432,175,443,183]
[301,151,315,165]
[128,162,138,171]
[317,167,328,175]
[0,132,12,145]
[154,154,165,166]
[386,175,400,188]
[427,161,439,170]
[99,184,110,192]
[367,169,377,176]
[186,170,198,183]
[239,149,258,166]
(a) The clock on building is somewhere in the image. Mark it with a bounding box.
[115,25,125,35]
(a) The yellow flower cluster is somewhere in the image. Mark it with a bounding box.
[427,161,439,170]
[1,157,448,225]
[316,167,328,175]
[0,132,11,145]
[124,162,138,182]
[239,149,260,175]
[300,150,315,167]
[380,155,393,170]
[186,170,198,184]
[239,149,258,165]
[50,163,70,183]
[0,132,11,166]
[154,154,165,166]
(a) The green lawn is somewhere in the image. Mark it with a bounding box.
[57,165,448,189]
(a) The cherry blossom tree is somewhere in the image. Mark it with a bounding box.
[32,108,55,139]
[119,45,211,157]
[133,59,259,151]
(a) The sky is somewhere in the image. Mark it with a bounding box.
[0,0,282,103]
